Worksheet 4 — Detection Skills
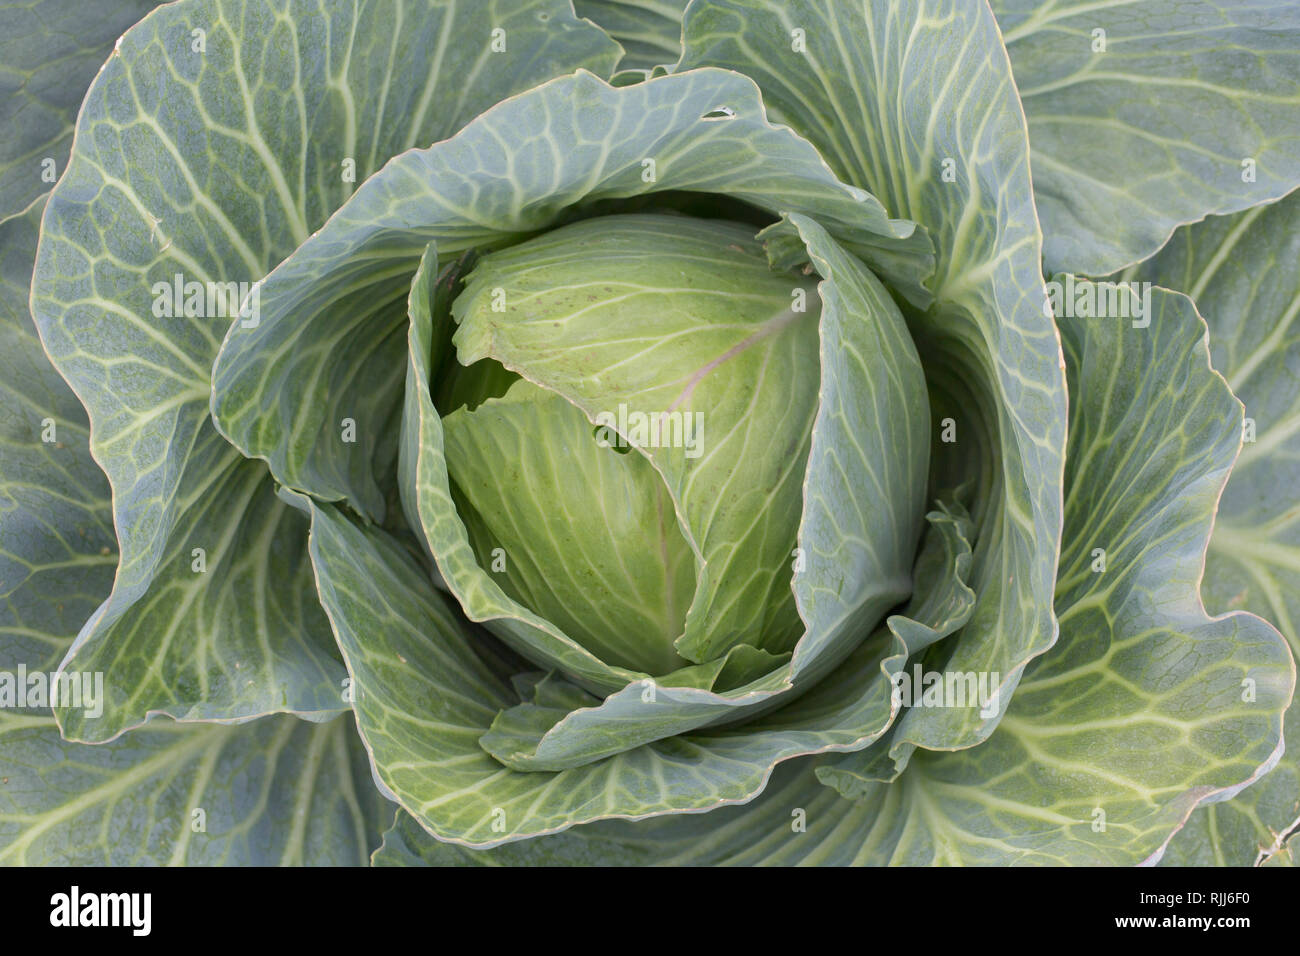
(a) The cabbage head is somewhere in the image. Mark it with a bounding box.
[2,0,1299,867]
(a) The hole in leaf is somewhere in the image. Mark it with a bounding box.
[701,107,737,120]
[593,424,632,454]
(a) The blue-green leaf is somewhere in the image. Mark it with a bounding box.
[0,198,384,866]
[27,0,620,735]
[1114,190,1300,866]
[992,0,1300,274]
[0,711,387,866]
[0,0,164,224]
[574,0,689,72]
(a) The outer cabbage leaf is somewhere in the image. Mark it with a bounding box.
[0,199,385,866]
[0,0,165,225]
[0,710,387,866]
[991,0,1300,275]
[805,284,1288,865]
[26,0,621,738]
[1114,190,1300,866]
[1,199,117,694]
[574,0,688,72]
[370,758,840,866]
